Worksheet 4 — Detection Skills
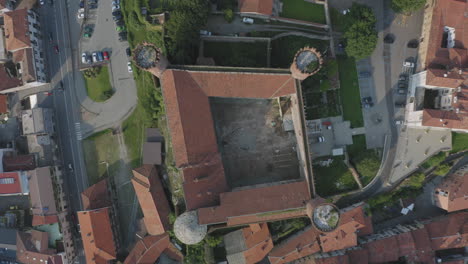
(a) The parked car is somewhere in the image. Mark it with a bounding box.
[68,163,74,172]
[399,74,407,82]
[39,0,45,5]
[127,62,133,73]
[126,47,131,57]
[97,52,104,61]
[395,102,405,108]
[112,10,121,16]
[81,52,87,63]
[119,34,127,41]
[398,82,406,89]
[317,136,325,143]
[397,89,406,94]
[384,34,395,44]
[77,8,85,19]
[403,61,414,68]
[359,71,371,78]
[79,1,84,8]
[48,0,53,5]
[103,51,109,60]
[363,102,374,108]
[53,45,59,54]
[395,120,403,125]
[362,96,372,104]
[48,32,53,43]
[92,52,97,62]
[89,3,97,9]
[116,25,125,32]
[112,4,120,11]
[116,20,125,26]
[113,14,122,21]
[242,17,254,24]
[58,81,64,91]
[407,39,419,48]
[199,30,211,36]
[111,0,120,5]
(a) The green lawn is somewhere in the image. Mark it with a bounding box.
[83,66,113,102]
[271,36,328,68]
[421,151,446,169]
[347,135,381,186]
[313,157,358,197]
[280,0,326,24]
[451,132,468,153]
[337,56,363,128]
[82,129,120,185]
[203,41,268,67]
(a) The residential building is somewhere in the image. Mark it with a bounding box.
[2,154,36,172]
[16,230,64,264]
[224,223,273,264]
[433,165,468,212]
[27,167,58,226]
[0,227,17,262]
[238,0,273,17]
[131,165,171,236]
[0,94,8,114]
[0,171,29,195]
[124,233,183,264]
[406,0,468,131]
[77,208,118,264]
[0,0,36,13]
[21,108,54,135]
[0,8,46,94]
[81,179,111,210]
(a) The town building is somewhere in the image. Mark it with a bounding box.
[124,233,183,264]
[0,0,36,13]
[2,154,36,172]
[0,171,29,196]
[224,223,273,264]
[0,8,47,94]
[27,167,58,226]
[21,108,54,135]
[16,230,64,264]
[238,0,274,17]
[78,179,120,264]
[131,165,171,236]
[433,165,468,212]
[406,0,468,131]
[0,227,17,262]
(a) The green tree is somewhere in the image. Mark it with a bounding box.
[434,164,451,176]
[204,235,222,247]
[223,9,234,23]
[344,21,378,59]
[392,0,426,14]
[403,172,425,188]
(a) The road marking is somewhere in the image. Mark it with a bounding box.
[75,122,82,140]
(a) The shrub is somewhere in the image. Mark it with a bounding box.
[205,235,222,247]
[223,8,234,23]
[434,164,451,176]
[391,0,426,14]
[83,66,102,79]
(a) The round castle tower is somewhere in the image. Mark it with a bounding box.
[290,47,323,81]
[132,42,169,78]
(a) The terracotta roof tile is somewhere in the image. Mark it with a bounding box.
[32,215,59,226]
[12,48,36,83]
[426,69,464,88]
[225,223,273,264]
[124,234,183,264]
[3,9,31,51]
[27,167,58,219]
[364,236,399,263]
[2,154,36,172]
[434,171,468,212]
[132,165,171,236]
[238,0,273,16]
[268,226,321,264]
[0,95,7,113]
[198,181,310,225]
[422,109,466,129]
[314,255,349,264]
[0,172,23,195]
[0,64,22,92]
[425,211,468,250]
[346,248,368,264]
[411,227,435,263]
[161,69,296,210]
[78,208,117,264]
[16,230,61,264]
[81,179,111,210]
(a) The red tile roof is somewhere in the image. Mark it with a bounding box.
[364,236,400,263]
[421,109,465,129]
[268,226,321,264]
[225,223,273,264]
[132,165,171,236]
[78,208,117,264]
[411,227,435,263]
[238,0,273,16]
[314,255,349,264]
[3,9,31,51]
[12,48,36,83]
[161,69,296,210]
[346,248,368,264]
[32,215,59,226]
[198,181,310,225]
[0,64,22,92]
[124,234,183,264]
[0,172,23,195]
[81,179,111,210]
[2,154,36,172]
[425,211,468,250]
[28,167,58,221]
[425,69,464,88]
[0,95,7,113]
[16,230,61,264]
[434,171,468,212]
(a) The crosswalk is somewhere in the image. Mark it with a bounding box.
[75,122,82,141]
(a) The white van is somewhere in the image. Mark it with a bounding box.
[242,17,254,24]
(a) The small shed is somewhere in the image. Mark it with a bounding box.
[142,142,162,165]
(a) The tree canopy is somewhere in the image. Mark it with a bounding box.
[392,0,426,14]
[343,3,378,59]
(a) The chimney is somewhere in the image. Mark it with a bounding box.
[444,74,448,77]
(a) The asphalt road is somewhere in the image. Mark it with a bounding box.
[37,0,89,262]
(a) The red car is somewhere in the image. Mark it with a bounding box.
[53,45,59,54]
[103,51,109,61]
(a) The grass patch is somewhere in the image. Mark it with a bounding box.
[337,55,363,127]
[314,158,358,197]
[348,135,381,186]
[421,151,446,169]
[82,130,120,185]
[451,132,468,153]
[271,36,328,68]
[203,40,268,67]
[280,0,326,24]
[83,66,113,102]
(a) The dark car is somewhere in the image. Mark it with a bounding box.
[362,96,372,104]
[118,35,127,41]
[79,1,84,8]
[399,74,407,82]
[112,10,121,16]
[359,71,371,78]
[48,32,53,43]
[97,51,104,61]
[407,39,419,48]
[113,14,122,21]
[48,0,53,5]
[384,34,395,44]
[398,82,406,89]
[89,3,97,9]
[53,45,59,54]
[395,102,405,108]
[126,47,131,57]
[116,20,125,26]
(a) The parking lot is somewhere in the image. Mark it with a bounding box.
[79,0,129,69]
